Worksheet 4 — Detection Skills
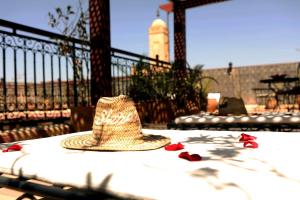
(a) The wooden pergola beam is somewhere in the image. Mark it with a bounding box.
[174,3,186,73]
[171,0,229,71]
[89,0,112,105]
[179,0,229,9]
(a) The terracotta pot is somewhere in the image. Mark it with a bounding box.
[207,99,218,113]
[265,98,277,109]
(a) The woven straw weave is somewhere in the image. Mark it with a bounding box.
[61,95,170,151]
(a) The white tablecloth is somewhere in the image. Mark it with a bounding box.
[1,129,300,200]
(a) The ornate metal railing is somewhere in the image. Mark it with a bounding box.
[0,19,171,125]
[0,19,90,122]
[111,48,171,97]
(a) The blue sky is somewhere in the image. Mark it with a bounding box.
[0,0,299,69]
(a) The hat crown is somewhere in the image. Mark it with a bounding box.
[93,108,138,125]
[92,95,142,145]
[93,95,139,126]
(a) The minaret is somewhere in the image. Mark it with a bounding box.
[148,10,170,63]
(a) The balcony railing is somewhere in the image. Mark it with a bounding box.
[0,19,171,125]
[111,48,171,97]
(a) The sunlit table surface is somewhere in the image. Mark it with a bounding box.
[1,129,300,200]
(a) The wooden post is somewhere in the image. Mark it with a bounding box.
[174,2,186,73]
[89,0,112,105]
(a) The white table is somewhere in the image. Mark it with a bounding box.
[1,129,300,200]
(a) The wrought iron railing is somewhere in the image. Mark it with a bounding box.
[0,19,171,124]
[111,48,171,97]
[0,19,90,114]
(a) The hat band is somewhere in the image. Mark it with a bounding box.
[94,109,140,126]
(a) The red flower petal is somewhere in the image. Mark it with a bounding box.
[178,151,202,161]
[178,151,190,159]
[165,142,184,151]
[243,141,258,148]
[239,133,257,142]
[2,144,22,152]
[189,153,202,161]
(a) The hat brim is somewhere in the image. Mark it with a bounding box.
[61,132,171,151]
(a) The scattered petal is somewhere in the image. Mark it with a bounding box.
[243,141,258,148]
[189,153,202,161]
[239,133,257,142]
[2,144,22,152]
[179,151,202,161]
[165,143,184,151]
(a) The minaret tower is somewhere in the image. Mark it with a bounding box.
[148,10,170,63]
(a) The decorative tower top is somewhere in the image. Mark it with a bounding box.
[148,14,170,63]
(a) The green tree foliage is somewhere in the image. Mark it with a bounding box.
[129,61,218,112]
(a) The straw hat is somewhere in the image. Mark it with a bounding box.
[62,95,170,151]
